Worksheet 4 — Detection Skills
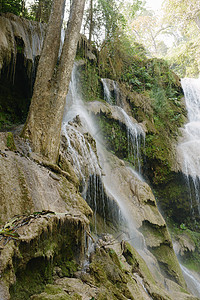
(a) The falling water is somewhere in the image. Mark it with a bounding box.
[181,264,200,298]
[177,78,200,215]
[62,62,103,231]
[101,78,119,104]
[61,63,200,297]
[61,64,200,298]
[101,78,145,173]
[117,107,145,173]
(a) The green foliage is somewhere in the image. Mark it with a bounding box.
[98,0,120,37]
[0,0,22,15]
[6,132,16,150]
[162,0,200,77]
[0,0,52,21]
[180,223,187,230]
[29,0,52,23]
[79,61,102,102]
[166,39,200,77]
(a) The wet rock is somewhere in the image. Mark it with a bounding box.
[174,234,196,256]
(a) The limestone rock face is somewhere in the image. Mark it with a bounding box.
[86,100,146,132]
[0,14,46,130]
[0,13,45,75]
[30,235,199,300]
[97,147,186,288]
[0,132,92,225]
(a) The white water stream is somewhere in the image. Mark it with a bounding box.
[177,78,200,215]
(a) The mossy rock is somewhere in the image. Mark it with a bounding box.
[122,241,156,285]
[31,284,82,299]
[150,244,186,288]
[6,132,16,150]
[153,173,200,227]
[89,247,130,298]
[169,225,200,273]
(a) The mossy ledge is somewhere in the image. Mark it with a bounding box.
[0,213,89,300]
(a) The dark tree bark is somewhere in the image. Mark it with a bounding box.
[22,0,86,163]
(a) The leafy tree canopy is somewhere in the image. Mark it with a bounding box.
[0,0,24,15]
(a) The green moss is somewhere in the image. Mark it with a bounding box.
[59,260,78,277]
[150,244,186,288]
[122,241,156,285]
[79,61,103,103]
[140,221,171,247]
[152,174,193,225]
[96,114,128,159]
[31,288,73,300]
[43,284,65,295]
[8,215,87,299]
[6,132,16,150]
[10,257,53,300]
[168,224,200,272]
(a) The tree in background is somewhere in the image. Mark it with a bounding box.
[0,0,52,22]
[162,0,200,77]
[83,0,123,46]
[163,0,200,31]
[0,0,27,16]
[29,0,52,22]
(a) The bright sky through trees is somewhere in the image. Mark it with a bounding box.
[145,0,163,11]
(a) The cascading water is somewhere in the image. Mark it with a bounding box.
[62,63,200,298]
[177,78,200,215]
[101,78,145,173]
[176,78,200,298]
[62,63,148,238]
[180,264,200,298]
[101,78,119,104]
[62,62,103,231]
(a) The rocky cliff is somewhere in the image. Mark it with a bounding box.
[0,13,200,300]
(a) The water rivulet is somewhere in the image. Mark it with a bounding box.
[61,61,197,298]
[101,78,145,173]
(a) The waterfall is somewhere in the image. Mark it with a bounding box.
[101,78,145,173]
[62,65,166,287]
[62,63,147,237]
[62,64,200,297]
[101,78,119,104]
[177,78,200,215]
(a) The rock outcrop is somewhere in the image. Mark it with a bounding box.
[0,13,45,129]
[0,13,45,76]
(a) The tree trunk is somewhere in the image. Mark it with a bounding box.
[22,0,86,163]
[89,0,93,44]
[35,0,43,22]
